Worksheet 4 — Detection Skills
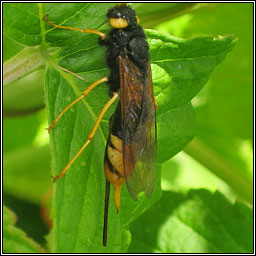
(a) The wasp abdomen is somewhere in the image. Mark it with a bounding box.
[104,134,125,212]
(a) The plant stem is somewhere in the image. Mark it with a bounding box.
[3,46,45,87]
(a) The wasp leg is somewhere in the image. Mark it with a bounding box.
[53,92,119,182]
[47,76,109,132]
[43,15,106,40]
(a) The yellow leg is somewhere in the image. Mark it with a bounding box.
[47,76,108,132]
[43,15,106,40]
[53,92,119,182]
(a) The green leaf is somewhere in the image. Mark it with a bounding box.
[147,30,236,110]
[193,4,253,173]
[157,102,196,163]
[46,67,162,252]
[128,189,253,253]
[3,205,44,253]
[178,3,253,203]
[131,3,201,28]
[42,4,235,252]
[3,3,236,253]
[3,3,42,46]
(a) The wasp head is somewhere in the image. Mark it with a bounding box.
[107,4,140,29]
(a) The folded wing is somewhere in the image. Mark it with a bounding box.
[119,53,157,200]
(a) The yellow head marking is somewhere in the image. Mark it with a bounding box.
[110,18,128,29]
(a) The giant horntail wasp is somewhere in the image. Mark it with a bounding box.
[44,3,157,246]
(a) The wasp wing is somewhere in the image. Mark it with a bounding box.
[119,54,156,200]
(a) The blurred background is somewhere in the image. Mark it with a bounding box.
[3,3,253,246]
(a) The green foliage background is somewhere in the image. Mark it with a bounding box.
[3,3,253,253]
